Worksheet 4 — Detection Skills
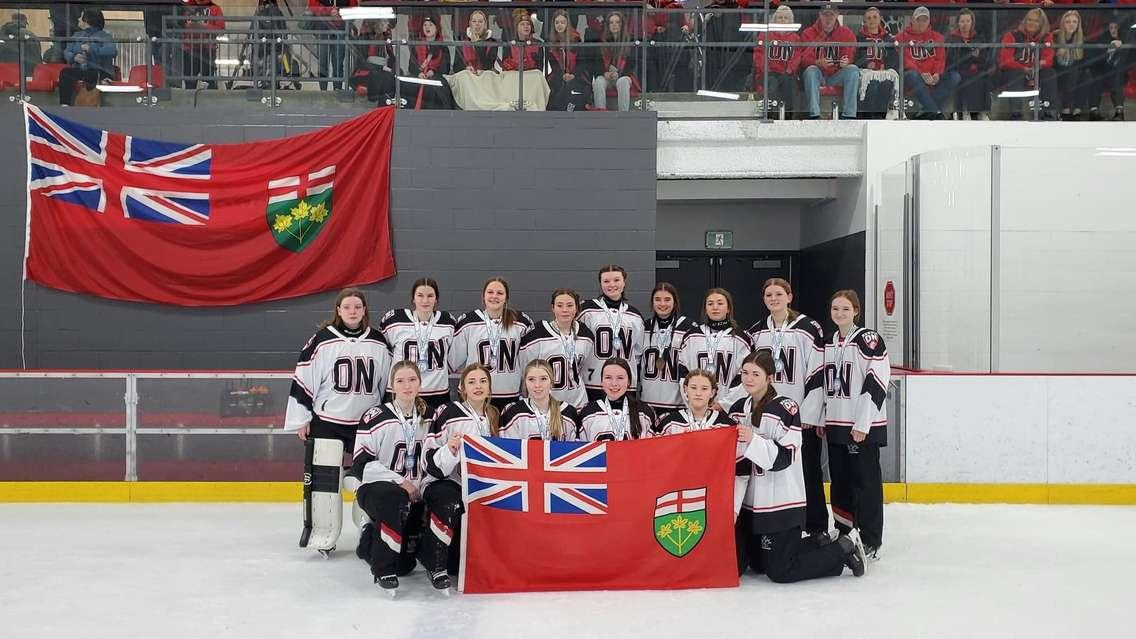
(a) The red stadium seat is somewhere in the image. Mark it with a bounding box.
[126,64,164,88]
[0,62,20,89]
[25,63,69,92]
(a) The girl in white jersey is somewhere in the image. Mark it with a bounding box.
[640,282,699,412]
[679,288,752,411]
[349,360,430,594]
[379,277,457,414]
[822,290,890,561]
[451,277,534,411]
[577,265,646,401]
[419,364,499,591]
[500,359,580,440]
[577,358,656,441]
[518,289,595,409]
[746,278,829,541]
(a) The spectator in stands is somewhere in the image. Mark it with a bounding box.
[701,0,752,93]
[452,9,499,75]
[180,0,223,90]
[0,13,42,77]
[501,10,545,72]
[59,9,117,105]
[899,6,958,119]
[998,7,1057,119]
[592,11,639,111]
[402,14,454,109]
[547,9,592,110]
[348,18,396,103]
[800,3,859,119]
[647,0,693,92]
[1053,10,1088,120]
[752,5,802,119]
[1085,18,1129,121]
[143,3,175,68]
[855,6,900,119]
[946,8,993,120]
[308,0,356,91]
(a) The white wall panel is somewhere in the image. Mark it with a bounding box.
[1045,377,1136,484]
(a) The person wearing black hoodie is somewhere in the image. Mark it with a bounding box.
[1085,18,1130,121]
[946,8,993,120]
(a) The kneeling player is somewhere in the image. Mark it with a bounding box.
[732,352,867,582]
[420,364,500,591]
[349,361,429,595]
[499,359,580,440]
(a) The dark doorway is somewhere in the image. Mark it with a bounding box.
[655,252,798,329]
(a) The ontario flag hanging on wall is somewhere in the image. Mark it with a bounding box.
[22,104,396,306]
[459,429,739,593]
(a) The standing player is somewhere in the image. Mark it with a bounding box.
[451,277,534,411]
[518,289,595,409]
[577,265,646,401]
[379,277,457,414]
[822,290,890,561]
[732,351,867,582]
[419,364,499,591]
[577,358,656,441]
[639,283,699,412]
[499,359,580,440]
[349,360,429,595]
[284,288,392,558]
[746,278,830,543]
[679,288,752,410]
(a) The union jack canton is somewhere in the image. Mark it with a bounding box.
[463,435,609,516]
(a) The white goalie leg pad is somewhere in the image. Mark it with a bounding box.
[733,475,749,519]
[305,438,345,551]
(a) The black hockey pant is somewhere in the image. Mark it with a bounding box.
[420,479,463,576]
[355,482,424,578]
[801,427,829,534]
[828,441,883,549]
[736,517,846,582]
[309,416,356,454]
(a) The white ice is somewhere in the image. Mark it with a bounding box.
[2,503,1132,639]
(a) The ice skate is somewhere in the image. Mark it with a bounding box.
[429,570,452,595]
[317,546,335,559]
[375,574,399,598]
[864,544,881,562]
[837,530,867,577]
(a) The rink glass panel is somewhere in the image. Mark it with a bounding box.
[136,376,299,481]
[0,377,127,480]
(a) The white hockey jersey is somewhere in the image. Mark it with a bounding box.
[576,396,656,441]
[450,310,534,400]
[517,320,595,409]
[577,297,646,391]
[746,314,826,426]
[379,309,457,401]
[822,327,890,446]
[678,324,753,411]
[498,399,580,441]
[421,401,494,487]
[283,326,392,431]
[730,395,807,534]
[348,402,427,487]
[639,315,699,411]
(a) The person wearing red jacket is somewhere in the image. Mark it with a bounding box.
[753,5,802,118]
[180,0,223,90]
[500,10,545,73]
[800,3,860,119]
[899,6,958,119]
[856,6,901,119]
[998,7,1058,119]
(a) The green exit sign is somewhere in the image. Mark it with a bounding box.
[705,230,733,250]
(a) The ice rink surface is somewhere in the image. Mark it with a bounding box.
[3,502,1132,639]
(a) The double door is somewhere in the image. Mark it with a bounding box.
[654,251,797,329]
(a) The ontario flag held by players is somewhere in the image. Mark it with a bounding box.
[459,429,739,593]
[22,104,395,306]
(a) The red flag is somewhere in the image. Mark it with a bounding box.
[23,104,396,306]
[459,429,739,593]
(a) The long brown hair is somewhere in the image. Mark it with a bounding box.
[482,277,519,332]
[410,277,440,313]
[548,9,580,44]
[702,287,739,331]
[458,363,501,435]
[320,287,370,330]
[762,278,800,322]
[651,282,681,317]
[830,289,861,322]
[601,357,646,439]
[742,351,778,426]
[389,360,428,418]
[523,359,566,439]
[1054,10,1084,63]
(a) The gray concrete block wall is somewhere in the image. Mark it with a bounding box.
[0,106,657,369]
